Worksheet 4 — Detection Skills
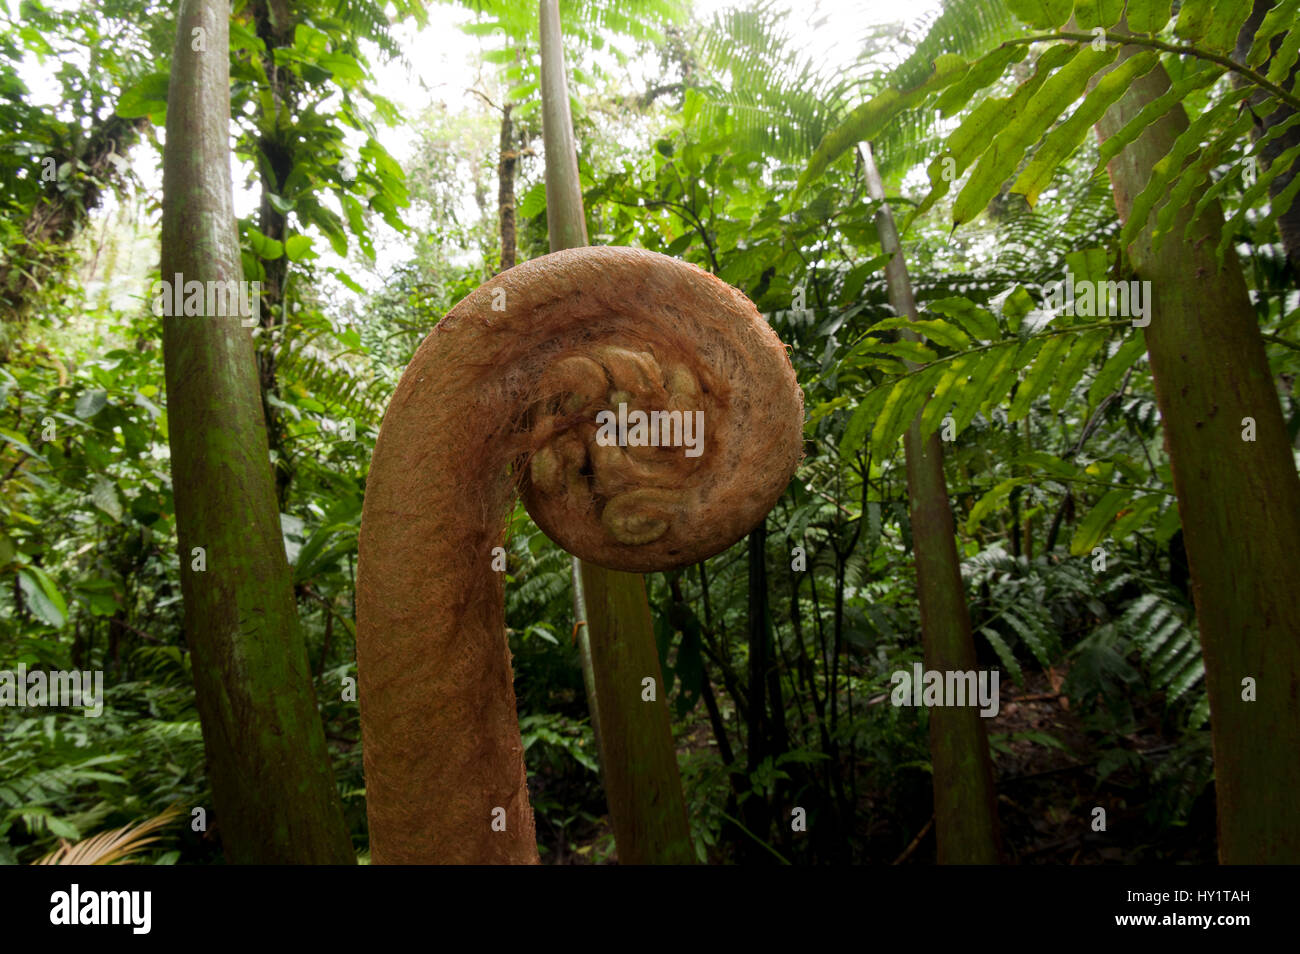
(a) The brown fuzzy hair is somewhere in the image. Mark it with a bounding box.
[356,246,803,863]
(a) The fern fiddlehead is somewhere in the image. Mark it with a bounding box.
[356,246,803,863]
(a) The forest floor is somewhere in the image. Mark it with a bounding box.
[988,665,1216,865]
[536,664,1218,865]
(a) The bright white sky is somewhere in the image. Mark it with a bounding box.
[350,0,939,286]
[370,0,934,126]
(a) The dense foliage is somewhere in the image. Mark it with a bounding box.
[2,0,1295,864]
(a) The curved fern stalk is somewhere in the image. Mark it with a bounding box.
[33,805,183,866]
[537,0,690,864]
[861,142,1002,864]
[354,247,804,864]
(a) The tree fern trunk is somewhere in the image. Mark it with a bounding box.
[538,0,694,864]
[1095,36,1300,863]
[497,102,518,272]
[861,142,1002,865]
[159,0,353,864]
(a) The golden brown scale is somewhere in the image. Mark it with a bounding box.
[356,246,803,864]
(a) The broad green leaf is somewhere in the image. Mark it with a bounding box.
[1001,286,1038,332]
[871,366,945,456]
[800,54,969,194]
[91,475,123,522]
[1151,108,1254,253]
[305,203,349,257]
[284,235,314,262]
[1072,0,1124,30]
[229,18,266,53]
[935,45,1029,117]
[921,352,977,436]
[115,73,169,120]
[1217,138,1300,260]
[47,816,80,840]
[1154,502,1182,543]
[839,384,891,458]
[75,389,108,419]
[869,316,970,350]
[1009,333,1072,420]
[907,45,1079,231]
[955,45,1117,227]
[507,81,539,102]
[930,297,1000,342]
[1087,333,1146,406]
[74,579,121,617]
[1247,0,1300,66]
[340,194,369,247]
[17,566,67,628]
[968,478,1028,530]
[982,338,1044,416]
[1176,0,1253,53]
[854,337,938,366]
[1070,488,1130,554]
[1093,60,1222,177]
[1111,493,1163,539]
[1049,329,1107,412]
[326,267,364,295]
[246,226,284,261]
[1189,110,1300,234]
[840,254,891,304]
[1126,0,1173,34]
[807,395,851,428]
[951,349,1009,432]
[913,319,972,351]
[1007,0,1073,29]
[1119,89,1250,254]
[518,181,547,218]
[319,52,365,83]
[1062,247,1111,286]
[293,23,329,58]
[1015,450,1081,478]
[1012,52,1159,207]
[1267,24,1300,89]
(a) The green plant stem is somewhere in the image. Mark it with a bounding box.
[1001,31,1300,112]
[538,0,693,865]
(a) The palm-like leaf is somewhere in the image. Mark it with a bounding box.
[32,804,183,866]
